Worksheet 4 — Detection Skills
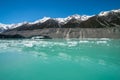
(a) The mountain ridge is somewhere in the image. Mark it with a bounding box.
[0,9,119,32]
[0,9,120,39]
[0,14,91,32]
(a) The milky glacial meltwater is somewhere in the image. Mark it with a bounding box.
[0,39,120,80]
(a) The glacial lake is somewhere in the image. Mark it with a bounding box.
[0,39,120,80]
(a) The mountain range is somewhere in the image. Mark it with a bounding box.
[0,9,120,39]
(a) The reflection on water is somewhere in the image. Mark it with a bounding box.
[0,39,120,80]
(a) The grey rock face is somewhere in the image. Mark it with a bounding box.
[2,28,120,39]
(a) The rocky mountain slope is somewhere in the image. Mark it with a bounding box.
[0,9,120,39]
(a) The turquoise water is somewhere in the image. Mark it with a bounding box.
[0,39,120,80]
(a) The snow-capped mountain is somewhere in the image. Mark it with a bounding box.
[54,14,91,24]
[0,14,92,32]
[0,22,28,32]
[0,9,120,32]
[32,17,51,24]
[0,9,120,39]
[31,14,91,25]
[99,9,120,16]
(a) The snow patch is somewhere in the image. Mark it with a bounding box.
[99,9,120,16]
[33,17,51,23]
[99,11,110,16]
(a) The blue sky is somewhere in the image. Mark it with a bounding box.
[0,0,120,24]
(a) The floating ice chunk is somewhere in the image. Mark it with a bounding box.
[98,60,106,65]
[81,56,90,62]
[58,53,71,60]
[54,42,66,46]
[24,43,33,47]
[79,40,89,43]
[96,41,107,44]
[100,38,110,41]
[67,41,78,47]
[34,52,48,60]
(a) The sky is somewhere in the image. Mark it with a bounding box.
[0,0,120,24]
